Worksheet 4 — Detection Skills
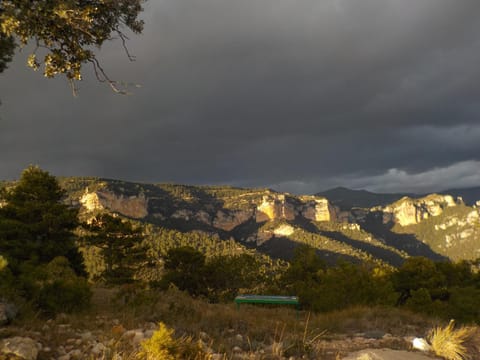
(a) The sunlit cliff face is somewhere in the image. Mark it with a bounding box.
[383,195,458,226]
[80,190,148,219]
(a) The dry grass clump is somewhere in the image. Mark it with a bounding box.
[428,320,477,360]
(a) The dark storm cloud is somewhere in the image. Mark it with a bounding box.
[2,0,480,193]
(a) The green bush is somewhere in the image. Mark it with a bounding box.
[0,255,17,299]
[446,287,480,323]
[37,278,91,314]
[20,256,91,314]
[160,247,208,297]
[280,245,396,312]
[205,254,266,302]
[0,255,7,272]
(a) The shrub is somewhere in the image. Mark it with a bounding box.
[137,322,178,360]
[205,253,265,302]
[160,247,207,297]
[428,320,475,360]
[0,255,7,272]
[20,256,91,314]
[0,255,17,299]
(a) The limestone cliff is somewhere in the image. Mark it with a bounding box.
[383,194,459,226]
[255,194,296,222]
[80,190,148,219]
[299,196,338,222]
[255,194,337,223]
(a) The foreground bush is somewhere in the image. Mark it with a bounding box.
[428,320,476,360]
[138,322,177,360]
[21,256,91,314]
[137,321,207,360]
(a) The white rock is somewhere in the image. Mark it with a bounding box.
[132,330,145,345]
[0,337,39,360]
[412,337,431,351]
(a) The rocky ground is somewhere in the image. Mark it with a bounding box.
[0,317,441,360]
[0,289,449,360]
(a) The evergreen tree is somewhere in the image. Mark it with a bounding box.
[161,246,207,296]
[83,213,144,283]
[0,166,82,273]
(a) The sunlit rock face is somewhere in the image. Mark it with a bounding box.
[255,194,338,223]
[273,224,295,236]
[80,191,104,212]
[383,194,459,226]
[80,190,148,219]
[300,196,337,222]
[255,194,296,222]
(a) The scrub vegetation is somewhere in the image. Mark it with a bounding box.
[2,166,480,358]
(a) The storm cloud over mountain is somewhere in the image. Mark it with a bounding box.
[1,0,480,193]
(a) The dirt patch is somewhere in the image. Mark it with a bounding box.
[343,348,441,360]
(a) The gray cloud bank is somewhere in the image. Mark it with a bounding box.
[1,0,480,194]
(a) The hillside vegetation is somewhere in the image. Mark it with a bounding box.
[2,167,480,359]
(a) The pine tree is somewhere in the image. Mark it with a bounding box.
[0,166,82,273]
[83,213,144,284]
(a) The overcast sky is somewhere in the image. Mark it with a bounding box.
[1,0,480,194]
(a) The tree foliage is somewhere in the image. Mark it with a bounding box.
[21,256,92,314]
[280,245,396,312]
[160,246,268,301]
[205,254,266,302]
[0,166,90,313]
[161,246,207,297]
[0,0,144,92]
[0,32,14,73]
[0,165,82,273]
[83,213,144,283]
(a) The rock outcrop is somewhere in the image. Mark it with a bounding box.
[383,194,458,226]
[79,186,342,235]
[255,194,296,222]
[300,196,337,222]
[0,337,40,360]
[273,224,295,236]
[255,194,337,223]
[80,190,148,219]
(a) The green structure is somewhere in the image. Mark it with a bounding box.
[234,295,300,315]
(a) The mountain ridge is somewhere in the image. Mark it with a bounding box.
[3,176,479,266]
[48,177,480,266]
[316,185,480,209]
